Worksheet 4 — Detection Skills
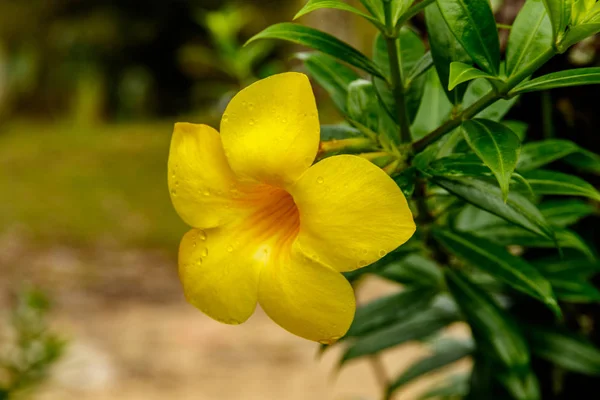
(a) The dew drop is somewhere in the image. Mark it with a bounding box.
[192,241,197,248]
[201,248,209,257]
[362,249,368,255]
[316,176,324,184]
[170,189,177,196]
[249,119,255,126]
[227,245,234,253]
[357,259,368,268]
[379,249,387,257]
[222,114,229,122]
[203,189,210,196]
[175,180,180,187]
[198,230,207,241]
[282,117,288,123]
[242,101,247,107]
[196,259,203,267]
[247,102,254,111]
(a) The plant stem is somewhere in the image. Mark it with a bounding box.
[412,47,557,152]
[383,1,411,144]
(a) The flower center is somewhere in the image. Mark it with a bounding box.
[239,186,300,261]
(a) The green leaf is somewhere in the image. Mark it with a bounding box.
[527,325,600,374]
[405,51,434,88]
[417,374,470,399]
[296,52,359,113]
[411,69,453,140]
[378,253,444,288]
[503,120,529,141]
[565,148,600,175]
[428,153,493,177]
[346,288,437,338]
[248,23,385,78]
[341,296,459,364]
[511,67,600,94]
[532,256,600,278]
[434,228,559,312]
[497,370,541,400]
[462,119,521,200]
[427,174,554,239]
[559,21,600,50]
[506,0,553,77]
[444,268,532,371]
[320,124,364,141]
[359,0,385,20]
[425,2,471,104]
[549,278,600,302]
[391,0,414,25]
[448,62,503,90]
[521,170,600,201]
[394,166,418,197]
[517,139,580,171]
[542,0,572,40]
[294,0,384,28]
[373,29,426,124]
[437,0,501,75]
[387,338,474,396]
[539,199,596,227]
[346,79,380,131]
[464,79,519,121]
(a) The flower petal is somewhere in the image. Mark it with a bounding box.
[168,123,248,228]
[220,72,320,186]
[178,227,263,325]
[258,248,355,342]
[290,155,416,272]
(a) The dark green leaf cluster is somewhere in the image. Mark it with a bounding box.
[250,0,600,398]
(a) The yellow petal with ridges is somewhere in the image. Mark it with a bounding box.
[178,227,262,324]
[168,123,252,229]
[290,155,416,272]
[220,72,320,186]
[258,247,355,343]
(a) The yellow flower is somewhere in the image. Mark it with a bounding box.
[168,72,415,343]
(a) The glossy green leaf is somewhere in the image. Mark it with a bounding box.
[428,153,493,177]
[503,120,529,141]
[542,0,572,40]
[248,23,385,78]
[341,296,459,364]
[559,21,600,50]
[462,119,521,200]
[517,139,580,171]
[528,326,600,374]
[320,124,364,141]
[433,228,559,312]
[347,79,380,131]
[428,174,554,239]
[346,288,437,338]
[549,278,600,302]
[533,255,600,277]
[405,51,434,88]
[390,0,414,25]
[411,69,453,140]
[425,2,471,104]
[437,0,501,75]
[394,166,418,197]
[373,29,426,124]
[379,253,444,288]
[522,170,600,201]
[386,338,474,396]
[511,67,600,94]
[448,62,502,90]
[539,199,596,227]
[506,0,553,77]
[294,0,384,28]
[296,52,359,113]
[444,269,532,371]
[359,0,385,20]
[565,148,600,174]
[464,79,519,121]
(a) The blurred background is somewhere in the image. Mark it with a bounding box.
[0,0,598,399]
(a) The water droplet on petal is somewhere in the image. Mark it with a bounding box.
[316,176,324,184]
[196,259,203,267]
[227,245,234,253]
[222,114,229,122]
[201,248,209,257]
[203,189,210,196]
[175,181,180,187]
[249,119,255,126]
[198,230,207,241]
[170,189,177,196]
[357,259,368,268]
[192,241,197,248]
[248,102,254,111]
[379,249,387,257]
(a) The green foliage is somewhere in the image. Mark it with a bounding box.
[254,0,600,398]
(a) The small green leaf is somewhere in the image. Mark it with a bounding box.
[248,23,385,78]
[347,79,380,132]
[394,166,419,197]
[417,374,470,400]
[532,255,600,278]
[387,338,474,396]
[411,69,453,140]
[511,67,600,94]
[373,29,426,124]
[341,296,459,364]
[559,21,600,51]
[542,0,572,40]
[437,0,501,75]
[425,2,471,104]
[517,139,580,171]
[359,0,385,20]
[346,288,437,338]
[521,170,600,201]
[527,325,600,374]
[405,51,434,88]
[506,0,553,77]
[428,153,493,177]
[320,124,364,141]
[448,62,503,90]
[296,52,359,113]
[434,228,559,312]
[462,119,521,200]
[379,253,444,288]
[539,199,596,227]
[427,174,554,239]
[503,120,529,141]
[294,0,384,28]
[444,269,532,371]
[464,79,519,121]
[565,148,600,174]
[549,278,600,303]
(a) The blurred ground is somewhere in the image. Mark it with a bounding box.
[0,121,469,400]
